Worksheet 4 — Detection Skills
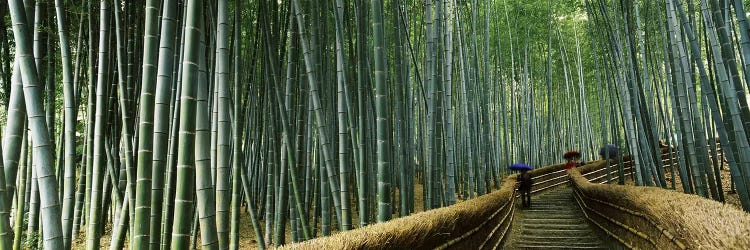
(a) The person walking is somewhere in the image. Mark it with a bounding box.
[564,150,582,171]
[518,169,533,208]
[565,159,577,171]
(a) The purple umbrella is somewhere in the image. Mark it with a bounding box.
[509,163,532,171]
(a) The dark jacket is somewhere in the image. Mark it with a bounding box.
[518,171,533,191]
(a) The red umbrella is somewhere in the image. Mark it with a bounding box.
[564,150,581,160]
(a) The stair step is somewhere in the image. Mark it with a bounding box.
[535,199,572,203]
[540,194,572,197]
[523,218,587,224]
[516,240,603,247]
[521,228,594,237]
[516,244,608,249]
[523,209,580,214]
[534,201,573,203]
[524,205,575,209]
[520,235,601,242]
[525,204,576,207]
[521,215,580,220]
[539,195,572,198]
[523,223,591,230]
[527,210,577,214]
[534,203,572,206]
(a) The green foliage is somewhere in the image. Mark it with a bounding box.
[22,231,40,250]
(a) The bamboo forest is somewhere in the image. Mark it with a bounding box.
[1,0,750,249]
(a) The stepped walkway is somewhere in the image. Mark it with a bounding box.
[281,147,750,249]
[504,187,617,249]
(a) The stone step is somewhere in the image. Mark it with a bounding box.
[522,214,582,219]
[522,218,587,224]
[521,228,594,237]
[534,201,576,205]
[524,210,581,214]
[523,209,580,214]
[520,235,601,243]
[523,206,576,210]
[537,199,573,202]
[535,198,573,202]
[538,194,572,198]
[524,205,576,209]
[521,214,580,220]
[539,193,572,197]
[535,199,573,203]
[515,244,608,249]
[523,223,591,230]
[516,240,603,248]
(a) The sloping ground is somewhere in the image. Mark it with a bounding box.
[503,187,619,249]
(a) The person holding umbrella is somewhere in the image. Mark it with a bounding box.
[564,150,581,171]
[510,163,533,208]
[599,144,619,160]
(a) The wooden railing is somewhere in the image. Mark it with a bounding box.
[436,187,516,249]
[568,143,749,250]
[529,153,642,192]
[581,145,724,185]
[279,175,519,250]
[571,170,686,249]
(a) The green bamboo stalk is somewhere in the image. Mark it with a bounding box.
[111,0,137,230]
[195,20,220,248]
[271,29,291,248]
[52,0,76,248]
[355,0,369,225]
[291,0,344,228]
[12,131,27,250]
[240,157,266,249]
[424,0,436,209]
[149,0,178,248]
[79,0,96,241]
[0,62,22,250]
[371,0,390,222]
[261,9,311,240]
[1,32,27,250]
[170,0,203,248]
[131,0,160,247]
[659,1,692,192]
[215,0,232,248]
[455,7,475,199]
[229,1,262,247]
[442,0,457,206]
[159,1,186,247]
[264,108,275,242]
[333,0,352,231]
[393,0,410,216]
[7,0,64,248]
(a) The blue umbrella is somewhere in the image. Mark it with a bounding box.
[509,163,532,171]
[599,144,619,159]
